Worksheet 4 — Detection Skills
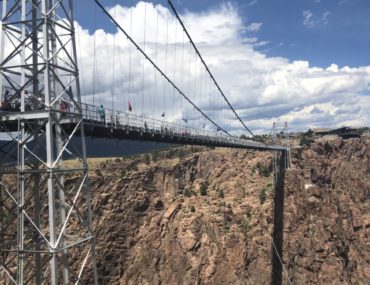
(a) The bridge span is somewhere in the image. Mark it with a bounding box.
[0,103,286,152]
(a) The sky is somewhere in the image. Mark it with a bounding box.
[71,0,370,134]
[2,0,370,135]
[75,0,370,68]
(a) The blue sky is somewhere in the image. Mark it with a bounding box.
[76,0,370,68]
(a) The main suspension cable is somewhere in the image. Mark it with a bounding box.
[94,0,229,135]
[167,0,254,137]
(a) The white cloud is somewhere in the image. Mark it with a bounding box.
[244,22,263,32]
[322,11,331,24]
[303,10,315,27]
[302,10,331,28]
[248,1,258,7]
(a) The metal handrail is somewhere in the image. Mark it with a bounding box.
[77,103,276,149]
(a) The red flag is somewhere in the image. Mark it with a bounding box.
[128,101,132,112]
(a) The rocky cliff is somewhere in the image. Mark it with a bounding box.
[79,137,369,284]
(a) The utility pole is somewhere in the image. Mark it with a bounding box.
[0,1,97,284]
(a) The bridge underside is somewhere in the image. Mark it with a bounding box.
[81,122,285,151]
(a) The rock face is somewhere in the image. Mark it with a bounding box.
[85,148,276,285]
[79,138,369,284]
[285,137,370,284]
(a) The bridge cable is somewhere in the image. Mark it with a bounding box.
[269,235,293,285]
[186,36,191,129]
[75,3,86,104]
[92,3,97,107]
[112,2,117,113]
[104,33,110,106]
[164,11,169,118]
[167,0,254,137]
[118,14,127,113]
[173,20,178,122]
[180,27,185,126]
[142,2,147,116]
[154,6,159,119]
[93,0,229,135]
[128,1,133,113]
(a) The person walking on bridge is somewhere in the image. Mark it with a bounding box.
[98,104,105,123]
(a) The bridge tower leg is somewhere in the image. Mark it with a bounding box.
[0,1,98,284]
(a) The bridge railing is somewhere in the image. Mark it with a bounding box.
[0,98,281,149]
[79,102,234,141]
[73,102,282,149]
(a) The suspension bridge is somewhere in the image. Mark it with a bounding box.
[0,0,289,284]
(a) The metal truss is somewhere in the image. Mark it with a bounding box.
[0,1,97,284]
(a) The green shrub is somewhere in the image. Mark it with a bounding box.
[143,153,151,165]
[128,163,138,172]
[259,188,267,204]
[200,180,209,196]
[176,148,186,159]
[120,169,126,178]
[165,149,176,159]
[190,206,196,212]
[224,214,232,230]
[299,130,314,147]
[299,136,314,147]
[256,162,271,177]
[219,190,224,198]
[184,189,192,197]
[240,216,252,233]
[151,150,159,162]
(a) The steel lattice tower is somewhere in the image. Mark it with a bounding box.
[0,0,97,284]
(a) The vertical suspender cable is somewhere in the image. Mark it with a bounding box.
[112,2,117,113]
[187,39,191,128]
[142,2,147,116]
[74,2,86,105]
[199,62,202,129]
[181,27,185,125]
[173,20,177,122]
[92,3,97,107]
[128,1,133,113]
[164,11,169,118]
[193,51,197,128]
[154,6,159,119]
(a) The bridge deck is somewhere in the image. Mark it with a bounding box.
[0,103,286,151]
